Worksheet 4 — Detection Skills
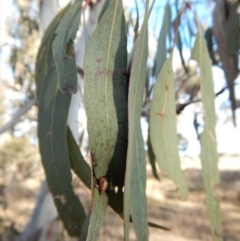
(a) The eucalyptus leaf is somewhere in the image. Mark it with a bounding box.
[226,2,239,57]
[37,65,86,237]
[154,3,171,78]
[79,214,91,241]
[150,50,188,200]
[52,0,83,94]
[98,0,110,22]
[35,3,70,99]
[36,4,86,236]
[133,0,139,43]
[86,189,108,241]
[147,130,159,180]
[130,129,149,241]
[67,127,91,189]
[84,0,128,184]
[191,30,222,241]
[124,2,149,240]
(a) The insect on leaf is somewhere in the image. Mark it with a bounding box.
[150,50,188,200]
[191,29,222,241]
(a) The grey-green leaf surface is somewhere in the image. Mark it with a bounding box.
[36,3,86,236]
[35,3,70,100]
[150,51,188,200]
[133,0,139,43]
[67,127,91,189]
[124,2,149,240]
[84,0,128,179]
[52,0,83,94]
[86,189,108,241]
[154,3,171,78]
[130,129,149,241]
[191,30,222,241]
[98,0,110,22]
[147,130,159,180]
[79,214,91,241]
[37,65,86,237]
[226,2,239,57]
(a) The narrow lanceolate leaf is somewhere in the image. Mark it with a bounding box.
[80,214,91,241]
[147,130,159,180]
[124,2,149,240]
[35,3,70,99]
[52,0,83,94]
[150,51,188,200]
[133,0,139,43]
[154,3,171,78]
[191,30,222,241]
[86,189,108,241]
[98,0,110,22]
[36,4,86,237]
[37,66,86,237]
[130,129,149,241]
[84,0,128,183]
[67,127,91,189]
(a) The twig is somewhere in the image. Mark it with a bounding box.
[176,86,228,114]
[0,98,37,134]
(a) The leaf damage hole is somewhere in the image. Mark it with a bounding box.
[54,195,66,204]
[114,186,118,193]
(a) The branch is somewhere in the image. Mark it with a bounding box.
[0,98,37,134]
[176,86,228,114]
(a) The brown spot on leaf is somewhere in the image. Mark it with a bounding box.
[165,85,168,91]
[54,195,66,204]
[214,230,222,238]
[156,112,165,118]
[96,58,102,63]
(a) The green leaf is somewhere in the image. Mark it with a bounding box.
[80,214,91,241]
[191,30,222,241]
[67,127,91,189]
[130,129,149,241]
[154,3,171,78]
[147,130,159,180]
[36,3,86,236]
[52,0,83,94]
[84,0,128,182]
[204,28,218,65]
[150,50,188,200]
[226,2,239,57]
[98,0,110,22]
[37,65,86,237]
[124,2,149,240]
[86,189,108,241]
[133,0,139,43]
[35,3,70,100]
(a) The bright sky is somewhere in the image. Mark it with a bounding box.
[0,0,240,156]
